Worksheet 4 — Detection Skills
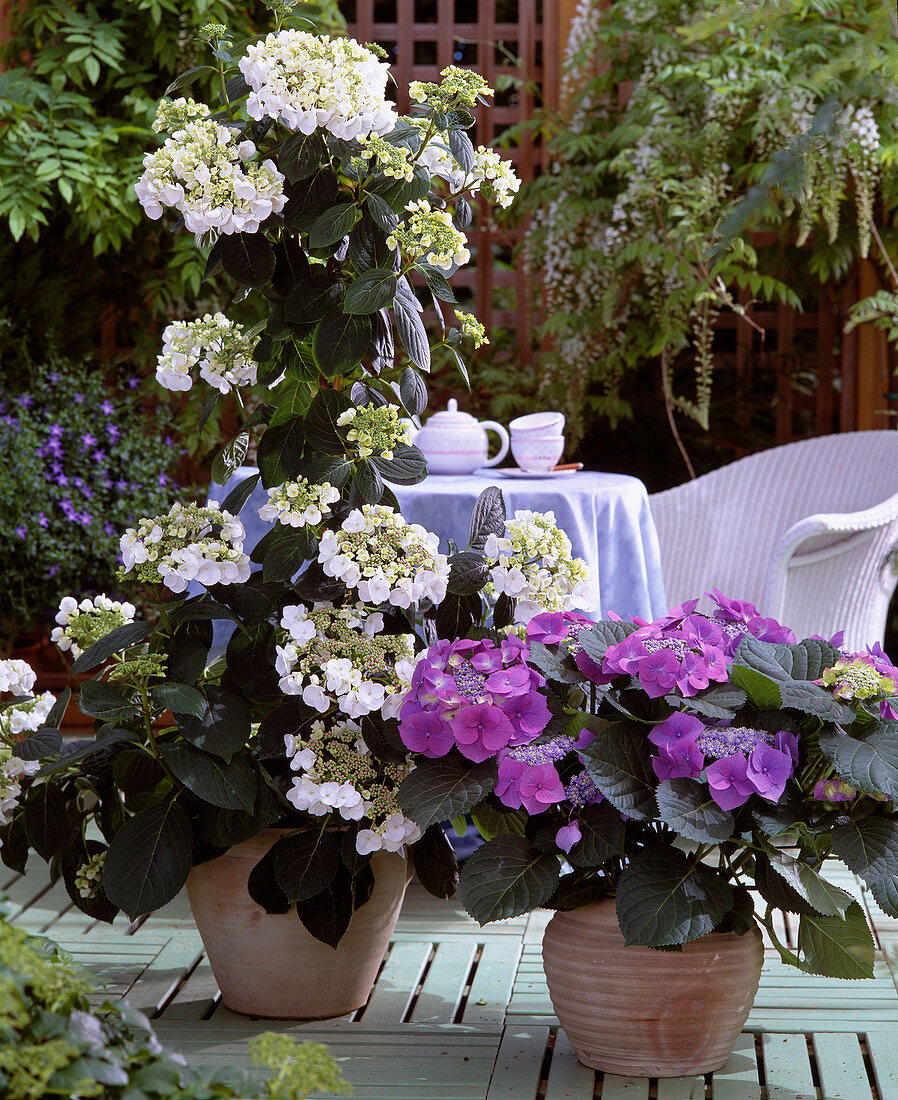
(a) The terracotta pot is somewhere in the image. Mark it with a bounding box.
[541,899,764,1077]
[186,829,412,1019]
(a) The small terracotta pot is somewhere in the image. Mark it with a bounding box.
[186,829,412,1019]
[542,899,763,1077]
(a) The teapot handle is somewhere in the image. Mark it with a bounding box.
[480,421,510,468]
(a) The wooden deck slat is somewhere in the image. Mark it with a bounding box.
[709,1033,762,1100]
[543,1031,594,1100]
[408,939,477,1024]
[761,1033,816,1099]
[812,1032,874,1099]
[601,1074,650,1098]
[484,1025,548,1099]
[656,1076,707,1099]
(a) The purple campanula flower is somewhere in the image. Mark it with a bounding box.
[18,394,33,407]
[80,432,97,450]
[100,399,115,416]
[92,450,106,463]
[158,473,169,487]
[80,512,93,527]
[49,423,63,437]
[73,392,84,403]
[82,486,94,500]
[106,424,120,441]
[37,511,48,529]
[57,473,69,487]
[705,754,755,811]
[115,478,128,492]
[104,521,116,536]
[48,565,59,577]
[556,822,582,853]
[14,524,27,538]
[127,376,140,388]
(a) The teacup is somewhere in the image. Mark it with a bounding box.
[509,411,565,436]
[511,433,565,473]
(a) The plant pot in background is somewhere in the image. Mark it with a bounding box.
[541,898,764,1078]
[185,829,412,1019]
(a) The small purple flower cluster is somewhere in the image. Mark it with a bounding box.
[398,636,551,763]
[599,591,796,698]
[649,712,799,811]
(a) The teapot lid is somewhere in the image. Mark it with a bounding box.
[425,398,478,425]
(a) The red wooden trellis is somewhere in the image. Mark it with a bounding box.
[343,0,558,355]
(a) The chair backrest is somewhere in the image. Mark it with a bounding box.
[649,431,898,632]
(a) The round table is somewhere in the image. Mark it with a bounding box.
[210,466,667,622]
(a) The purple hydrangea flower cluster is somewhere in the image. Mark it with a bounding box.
[599,591,796,698]
[398,636,551,763]
[649,712,799,811]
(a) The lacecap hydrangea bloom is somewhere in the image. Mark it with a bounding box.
[484,510,593,623]
[336,403,411,459]
[0,748,39,829]
[238,31,396,139]
[387,199,470,271]
[258,478,341,528]
[408,65,493,110]
[0,660,37,698]
[151,97,211,133]
[51,594,137,659]
[647,711,799,812]
[284,719,420,854]
[818,645,898,720]
[156,314,259,394]
[596,591,796,698]
[1,692,54,738]
[135,119,286,235]
[119,501,251,594]
[318,505,450,608]
[276,603,417,720]
[399,635,551,763]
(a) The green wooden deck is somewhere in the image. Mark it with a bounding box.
[7,860,898,1099]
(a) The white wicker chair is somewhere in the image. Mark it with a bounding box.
[648,431,898,651]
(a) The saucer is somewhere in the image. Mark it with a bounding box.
[487,467,579,480]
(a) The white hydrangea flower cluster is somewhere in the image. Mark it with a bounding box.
[484,510,593,623]
[387,199,470,271]
[318,505,450,608]
[74,851,107,899]
[156,313,259,394]
[152,97,211,134]
[135,118,286,235]
[0,747,39,829]
[414,130,520,208]
[336,403,411,459]
[238,30,396,139]
[456,311,489,348]
[0,660,36,698]
[283,719,420,854]
[258,478,341,528]
[51,595,137,659]
[119,501,251,594]
[356,133,416,181]
[408,65,493,110]
[276,603,417,719]
[0,692,55,738]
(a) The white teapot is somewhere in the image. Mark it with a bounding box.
[412,399,510,475]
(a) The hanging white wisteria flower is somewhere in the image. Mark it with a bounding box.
[119,501,251,594]
[238,30,396,139]
[0,749,39,829]
[318,505,450,608]
[258,478,341,528]
[387,199,470,271]
[275,603,417,719]
[135,118,286,235]
[0,692,55,738]
[283,718,421,854]
[484,510,593,623]
[51,594,137,659]
[0,660,36,698]
[336,403,411,459]
[156,313,260,394]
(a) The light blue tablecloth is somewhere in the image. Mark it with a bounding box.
[210,466,667,621]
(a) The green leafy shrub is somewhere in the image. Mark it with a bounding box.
[0,344,176,646]
[522,0,898,444]
[0,912,351,1099]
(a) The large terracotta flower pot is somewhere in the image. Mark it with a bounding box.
[541,899,764,1077]
[186,829,412,1019]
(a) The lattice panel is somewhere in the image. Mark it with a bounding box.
[343,0,558,353]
